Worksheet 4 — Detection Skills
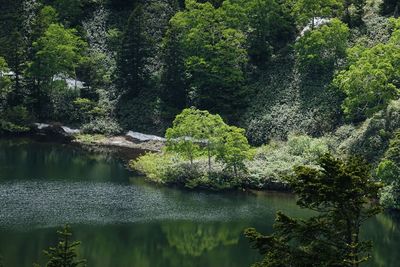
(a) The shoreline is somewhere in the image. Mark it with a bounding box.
[29,122,165,156]
[2,124,291,193]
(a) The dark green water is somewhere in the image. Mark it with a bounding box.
[0,138,399,267]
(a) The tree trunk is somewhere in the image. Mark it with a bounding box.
[207,143,211,172]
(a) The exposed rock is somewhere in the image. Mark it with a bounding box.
[34,123,50,130]
[300,17,331,37]
[32,123,75,142]
[126,131,166,142]
[33,123,80,135]
[61,126,81,134]
[32,123,165,154]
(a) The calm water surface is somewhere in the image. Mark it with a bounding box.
[0,138,399,267]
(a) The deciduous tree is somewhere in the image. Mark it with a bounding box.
[334,18,400,121]
[290,0,343,28]
[295,18,349,74]
[31,23,87,84]
[166,108,226,168]
[216,126,253,177]
[169,0,248,121]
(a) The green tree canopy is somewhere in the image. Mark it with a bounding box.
[290,0,343,28]
[165,108,226,167]
[334,18,400,122]
[216,125,253,177]
[31,5,59,42]
[295,18,349,73]
[246,0,296,67]
[169,0,248,120]
[31,23,87,83]
[246,154,382,267]
[166,108,252,174]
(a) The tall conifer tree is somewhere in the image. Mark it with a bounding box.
[117,2,150,98]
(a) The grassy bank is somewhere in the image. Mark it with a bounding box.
[131,134,329,191]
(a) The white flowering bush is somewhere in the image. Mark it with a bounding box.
[246,134,330,188]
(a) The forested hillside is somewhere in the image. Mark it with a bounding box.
[0,1,400,204]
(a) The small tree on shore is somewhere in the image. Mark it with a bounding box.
[166,108,252,174]
[216,126,253,177]
[245,154,382,267]
[166,108,208,165]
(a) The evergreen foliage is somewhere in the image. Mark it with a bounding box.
[42,225,86,267]
[116,3,150,98]
[161,25,187,120]
[246,0,295,67]
[245,154,382,267]
[381,0,400,17]
[377,131,400,210]
[342,0,365,27]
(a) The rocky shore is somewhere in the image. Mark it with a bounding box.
[29,123,165,160]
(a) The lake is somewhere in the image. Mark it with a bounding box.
[0,138,399,267]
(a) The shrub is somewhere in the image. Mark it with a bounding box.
[336,99,400,162]
[246,134,330,188]
[131,152,205,185]
[131,152,176,183]
[131,151,241,190]
[243,58,343,145]
[380,184,400,210]
[0,105,31,133]
[81,117,122,136]
[376,130,400,210]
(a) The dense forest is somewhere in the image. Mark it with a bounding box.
[1,0,400,205]
[1,0,400,266]
[0,0,400,192]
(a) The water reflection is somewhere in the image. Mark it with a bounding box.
[0,139,399,267]
[162,222,240,256]
[0,138,130,183]
[362,213,400,267]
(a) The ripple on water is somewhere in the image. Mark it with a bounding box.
[0,181,271,230]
